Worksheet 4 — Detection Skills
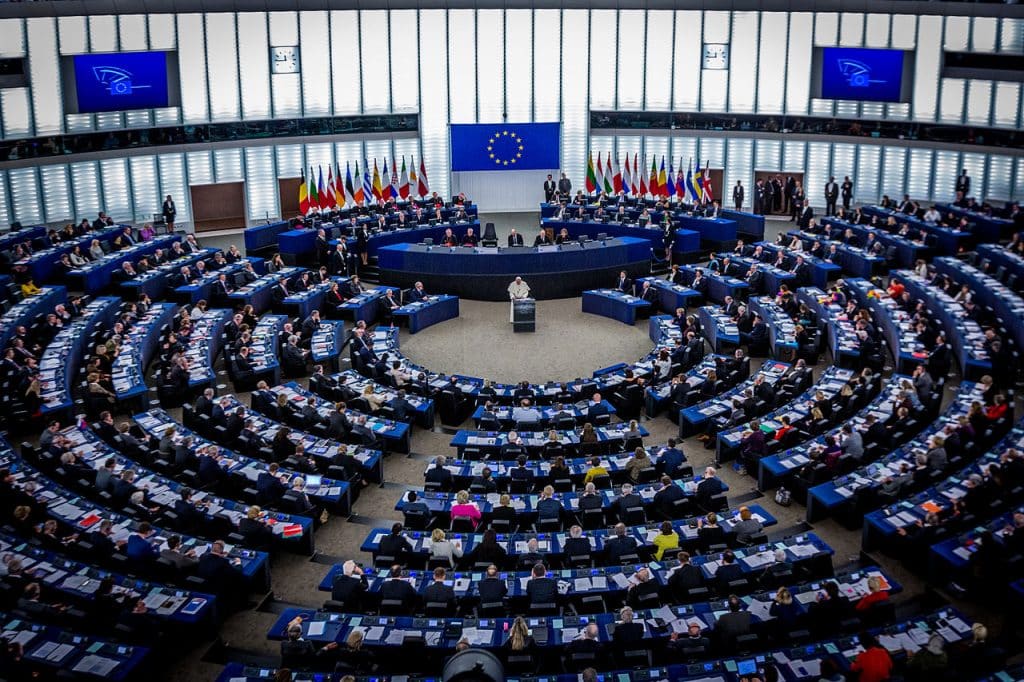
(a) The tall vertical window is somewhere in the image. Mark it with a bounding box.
[561,10,589,188]
[118,15,148,51]
[505,10,533,122]
[205,13,241,121]
[933,151,960,203]
[8,168,40,225]
[532,10,560,124]
[785,13,813,115]
[756,14,787,115]
[238,13,272,120]
[27,18,61,136]
[0,172,9,230]
[187,151,214,187]
[961,152,987,201]
[276,145,305,189]
[856,146,881,204]
[129,156,158,222]
[419,10,449,198]
[447,10,476,123]
[993,83,1020,129]
[177,14,210,123]
[71,162,100,220]
[245,146,277,222]
[755,140,782,173]
[913,16,942,122]
[476,10,504,123]
[986,156,1013,202]
[588,11,616,111]
[725,139,753,203]
[40,165,72,223]
[616,10,644,111]
[390,11,419,114]
[644,12,672,111]
[728,13,758,114]
[299,12,331,117]
[805,142,830,206]
[99,158,131,221]
[330,11,362,116]
[672,11,701,112]
[906,149,934,200]
[881,147,907,198]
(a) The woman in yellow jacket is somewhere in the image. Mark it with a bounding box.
[19,279,41,296]
[652,520,680,560]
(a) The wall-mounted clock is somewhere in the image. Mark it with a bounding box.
[271,46,300,74]
[702,43,730,70]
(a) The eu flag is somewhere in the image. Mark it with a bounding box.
[450,123,561,172]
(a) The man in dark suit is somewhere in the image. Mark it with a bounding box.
[476,565,508,605]
[543,174,557,203]
[329,243,348,276]
[586,393,610,423]
[381,565,419,611]
[790,255,811,287]
[378,523,414,562]
[614,271,632,294]
[563,525,592,560]
[714,550,744,588]
[695,467,725,511]
[667,551,705,598]
[423,567,456,611]
[509,455,536,490]
[257,463,288,505]
[824,176,839,216]
[525,562,558,606]
[425,455,453,490]
[841,176,854,210]
[653,476,685,518]
[388,389,415,423]
[748,314,769,354]
[611,483,642,523]
[714,594,753,648]
[193,388,215,417]
[507,228,524,246]
[557,173,572,199]
[797,203,814,229]
[197,540,243,594]
[173,488,206,533]
[955,169,971,197]
[331,560,368,607]
[604,523,639,563]
[733,181,744,211]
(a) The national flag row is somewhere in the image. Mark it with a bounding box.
[585,153,715,204]
[298,156,431,214]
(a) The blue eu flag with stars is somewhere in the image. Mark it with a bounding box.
[450,123,561,172]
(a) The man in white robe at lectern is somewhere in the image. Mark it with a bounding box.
[508,276,531,322]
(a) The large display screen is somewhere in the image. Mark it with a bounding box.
[818,47,909,103]
[63,51,179,114]
[450,122,561,172]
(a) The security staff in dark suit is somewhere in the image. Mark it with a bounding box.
[841,176,854,210]
[955,169,971,197]
[543,174,557,203]
[797,203,814,230]
[824,176,839,216]
[733,181,744,211]
[557,173,572,198]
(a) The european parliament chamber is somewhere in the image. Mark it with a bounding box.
[0,1,1022,681]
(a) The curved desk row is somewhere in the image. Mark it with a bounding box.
[378,237,652,301]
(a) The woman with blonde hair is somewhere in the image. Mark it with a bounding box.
[362,384,385,412]
[770,585,800,625]
[504,615,534,652]
[429,528,463,568]
[449,490,482,529]
[336,627,377,674]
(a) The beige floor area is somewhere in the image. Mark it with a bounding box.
[163,214,1006,680]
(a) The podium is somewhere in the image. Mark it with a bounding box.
[512,298,536,333]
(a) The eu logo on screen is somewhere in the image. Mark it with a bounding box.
[73,52,170,114]
[821,47,904,103]
[450,123,561,172]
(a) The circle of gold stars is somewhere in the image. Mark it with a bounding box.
[487,130,525,166]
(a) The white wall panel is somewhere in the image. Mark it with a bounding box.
[757,14,788,115]
[269,12,301,118]
[589,10,616,111]
[88,16,117,52]
[814,13,838,46]
[700,11,730,112]
[856,146,881,203]
[933,151,960,203]
[8,168,40,225]
[186,151,213,187]
[1,90,31,138]
[238,13,271,120]
[533,10,560,124]
[805,142,829,208]
[891,15,917,50]
[206,13,241,121]
[419,10,449,198]
[177,14,209,123]
[728,12,758,114]
[157,154,187,220]
[128,156,158,222]
[244,146,277,221]
[39,165,71,222]
[785,13,813,114]
[839,13,864,46]
[561,9,589,190]
[359,11,391,114]
[725,138,753,208]
[939,79,966,124]
[973,17,998,52]
[119,15,148,51]
[299,12,331,117]
[881,147,907,199]
[965,81,992,126]
[913,16,942,121]
[865,14,889,48]
[986,155,1013,202]
[961,152,987,201]
[330,11,362,116]
[505,10,533,122]
[644,12,672,112]
[672,11,701,112]
[447,10,475,123]
[906,148,933,200]
[477,10,505,124]
[27,18,61,136]
[213,148,244,183]
[58,16,87,54]
[99,158,131,221]
[70,162,100,220]
[147,14,175,50]
[993,83,1020,129]
[616,10,644,111]
[390,11,419,114]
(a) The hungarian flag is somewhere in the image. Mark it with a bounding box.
[638,156,647,196]
[602,153,613,194]
[379,160,390,201]
[701,160,714,202]
[666,160,675,199]
[417,157,429,197]
[399,157,410,199]
[649,157,659,197]
[345,162,358,206]
[317,166,330,210]
[658,158,668,198]
[308,166,319,209]
[298,168,309,214]
[622,155,632,195]
[585,153,598,194]
[612,155,622,194]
